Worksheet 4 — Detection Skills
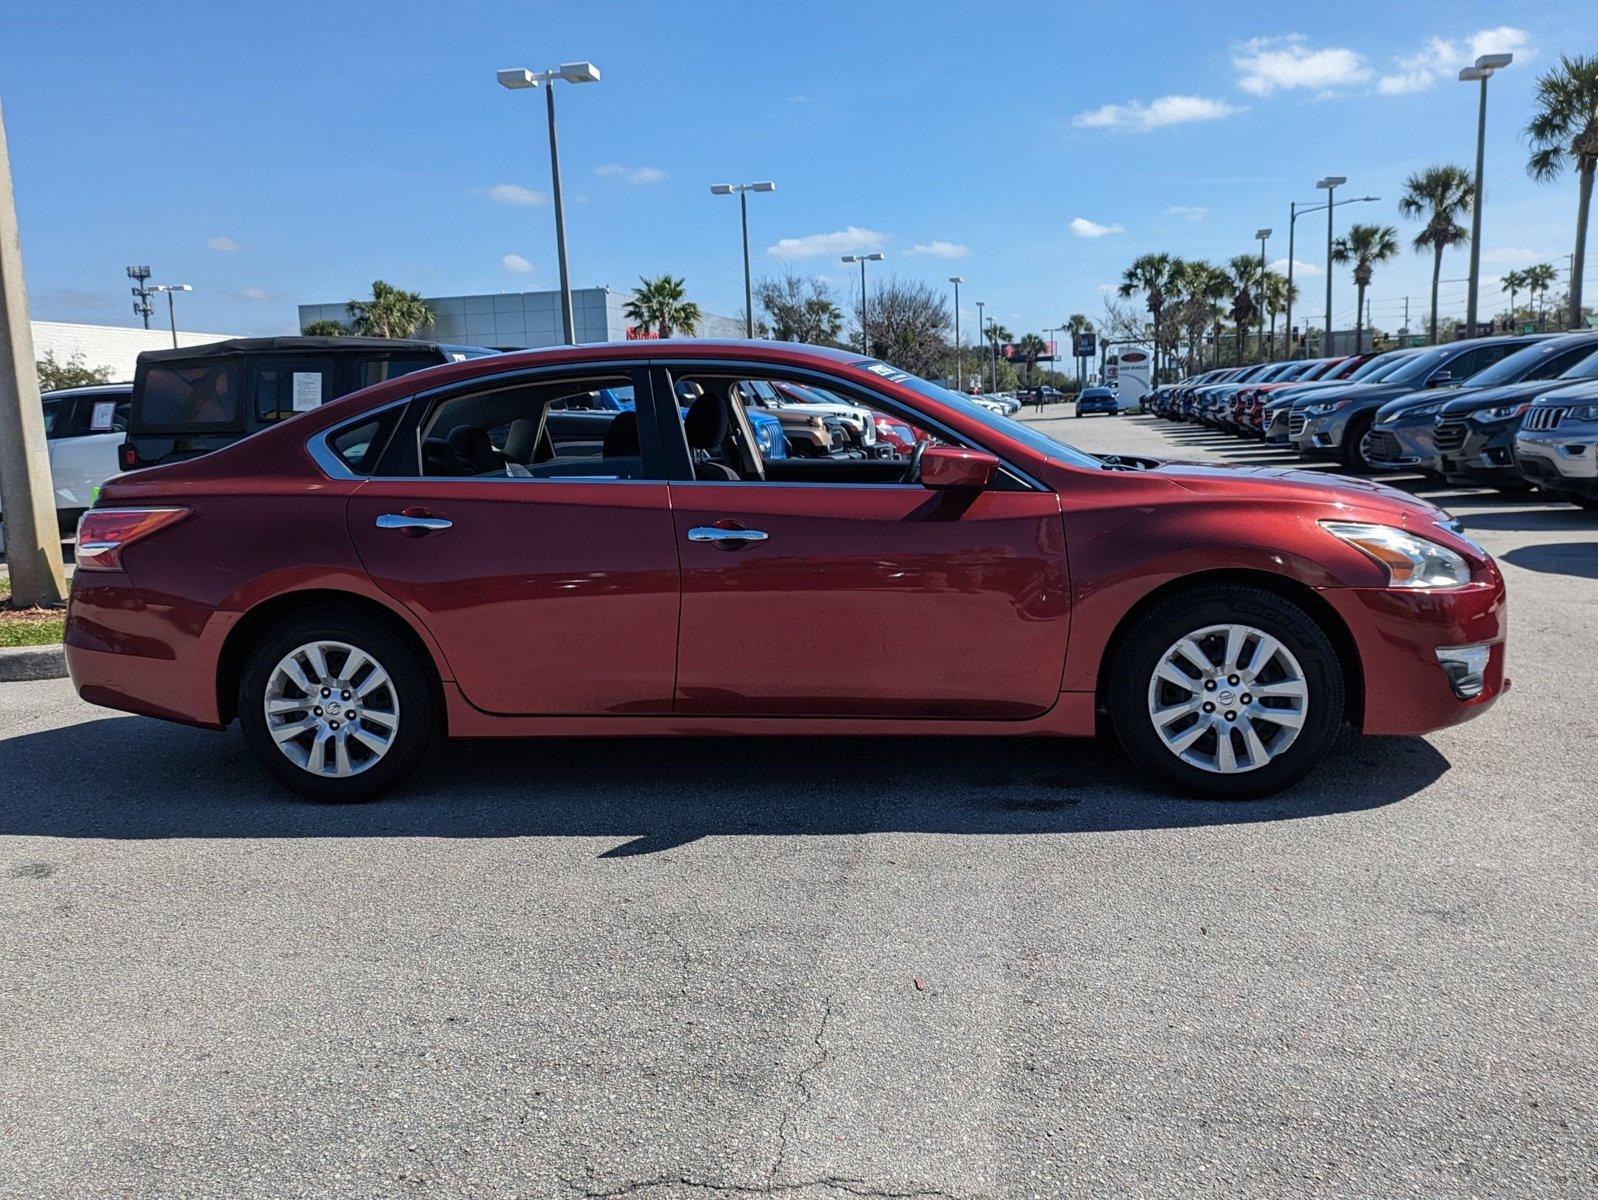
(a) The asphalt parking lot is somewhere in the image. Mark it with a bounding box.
[2,408,1594,1199]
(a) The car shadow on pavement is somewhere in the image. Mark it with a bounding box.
[0,718,1449,856]
[1499,542,1598,578]
[1454,508,1598,533]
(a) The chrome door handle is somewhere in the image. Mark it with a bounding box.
[688,526,768,544]
[376,513,453,533]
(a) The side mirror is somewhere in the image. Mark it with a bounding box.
[919,446,998,490]
[1428,370,1453,388]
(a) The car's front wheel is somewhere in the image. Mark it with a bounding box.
[239,608,441,802]
[1107,585,1345,799]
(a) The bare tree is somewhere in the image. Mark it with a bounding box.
[753,270,845,344]
[861,276,952,377]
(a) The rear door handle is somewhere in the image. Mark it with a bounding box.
[377,513,453,534]
[688,526,768,545]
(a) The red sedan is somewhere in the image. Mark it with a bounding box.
[67,341,1507,802]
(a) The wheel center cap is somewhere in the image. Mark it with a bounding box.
[1218,690,1236,706]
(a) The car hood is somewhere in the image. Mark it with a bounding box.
[1296,381,1425,409]
[1145,459,1448,524]
[1439,377,1594,416]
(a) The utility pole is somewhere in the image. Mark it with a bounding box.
[127,265,154,328]
[948,276,963,391]
[0,99,68,608]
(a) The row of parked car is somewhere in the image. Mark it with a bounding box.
[4,336,963,537]
[1142,331,1598,507]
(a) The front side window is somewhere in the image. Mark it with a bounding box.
[418,376,651,480]
[138,361,242,429]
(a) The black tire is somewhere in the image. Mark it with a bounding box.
[1106,585,1345,800]
[1339,413,1376,473]
[238,606,441,802]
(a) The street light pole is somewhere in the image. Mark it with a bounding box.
[148,284,191,349]
[1462,53,1513,339]
[841,251,884,356]
[1317,176,1345,352]
[975,300,987,391]
[949,276,963,391]
[711,181,776,338]
[1285,193,1378,358]
[1255,228,1271,359]
[498,62,601,346]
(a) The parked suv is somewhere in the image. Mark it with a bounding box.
[1514,381,1598,508]
[121,336,497,471]
[0,382,131,533]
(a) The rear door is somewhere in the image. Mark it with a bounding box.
[343,365,682,716]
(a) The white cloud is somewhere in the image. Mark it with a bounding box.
[237,287,279,300]
[501,253,534,274]
[1482,246,1555,265]
[486,182,545,206]
[596,163,668,184]
[789,93,809,103]
[1073,94,1242,133]
[208,235,243,252]
[1095,284,1118,295]
[1069,217,1124,238]
[1378,27,1534,95]
[767,226,888,259]
[1270,257,1321,277]
[906,240,970,259]
[1233,35,1371,96]
[1168,205,1208,220]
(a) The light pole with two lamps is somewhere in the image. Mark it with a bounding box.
[147,283,192,348]
[1461,52,1514,337]
[1317,176,1347,353]
[710,181,775,338]
[1255,228,1271,358]
[948,276,964,391]
[841,251,884,355]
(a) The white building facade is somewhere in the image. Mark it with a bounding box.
[32,320,242,382]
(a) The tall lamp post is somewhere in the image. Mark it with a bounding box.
[710,180,775,338]
[975,300,987,391]
[948,276,964,391]
[841,251,884,355]
[1285,193,1378,355]
[1461,52,1513,338]
[497,61,602,347]
[1316,176,1346,352]
[1255,228,1271,358]
[147,283,192,348]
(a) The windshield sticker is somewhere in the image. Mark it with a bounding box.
[291,372,323,412]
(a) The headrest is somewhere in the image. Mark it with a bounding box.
[684,392,728,450]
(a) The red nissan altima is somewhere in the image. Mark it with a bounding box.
[66,341,1507,802]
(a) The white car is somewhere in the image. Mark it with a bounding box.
[0,383,131,533]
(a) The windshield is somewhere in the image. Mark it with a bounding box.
[1345,350,1409,382]
[1465,338,1598,387]
[854,361,1102,469]
[1565,348,1598,380]
[1382,348,1455,387]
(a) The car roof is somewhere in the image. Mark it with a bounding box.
[42,382,134,398]
[135,335,484,363]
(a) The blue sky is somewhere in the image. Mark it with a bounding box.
[3,0,1593,342]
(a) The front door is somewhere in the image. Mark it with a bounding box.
[345,367,681,716]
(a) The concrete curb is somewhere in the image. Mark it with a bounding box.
[0,643,67,682]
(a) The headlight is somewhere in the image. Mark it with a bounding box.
[1305,398,1353,416]
[1570,404,1598,420]
[1475,402,1530,422]
[1320,521,1472,588]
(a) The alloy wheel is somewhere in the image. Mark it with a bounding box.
[264,640,400,777]
[1145,623,1309,774]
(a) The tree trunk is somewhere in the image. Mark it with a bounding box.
[1355,284,1366,355]
[1429,244,1443,345]
[1572,158,1593,329]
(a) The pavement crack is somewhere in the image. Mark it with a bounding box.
[768,996,835,1185]
[562,1174,969,1198]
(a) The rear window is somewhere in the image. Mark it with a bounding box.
[139,362,242,429]
[327,408,403,476]
[254,358,339,422]
[356,355,441,389]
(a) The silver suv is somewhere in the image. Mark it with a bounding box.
[1514,380,1598,509]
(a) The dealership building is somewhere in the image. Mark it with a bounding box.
[297,286,744,349]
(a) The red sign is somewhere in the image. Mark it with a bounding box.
[625,326,661,340]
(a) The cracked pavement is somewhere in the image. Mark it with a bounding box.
[1,412,1595,1198]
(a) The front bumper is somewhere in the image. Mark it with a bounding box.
[1435,419,1522,484]
[1318,569,1508,735]
[1514,426,1598,494]
[1294,410,1348,456]
[1367,420,1436,470]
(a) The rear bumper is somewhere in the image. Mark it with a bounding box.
[1319,571,1508,735]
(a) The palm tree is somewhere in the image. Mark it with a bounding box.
[1524,262,1559,328]
[1398,164,1474,345]
[1226,255,1263,363]
[1526,54,1598,328]
[1501,268,1529,325]
[1263,271,1297,356]
[624,275,702,338]
[1015,333,1048,384]
[300,318,348,337]
[1119,253,1182,379]
[346,280,433,339]
[1332,224,1400,354]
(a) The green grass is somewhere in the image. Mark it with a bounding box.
[0,588,66,648]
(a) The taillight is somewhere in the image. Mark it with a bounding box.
[118,441,138,471]
[76,507,191,571]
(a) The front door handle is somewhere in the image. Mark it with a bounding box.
[688,526,768,546]
[377,513,453,535]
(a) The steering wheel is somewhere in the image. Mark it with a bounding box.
[901,438,927,484]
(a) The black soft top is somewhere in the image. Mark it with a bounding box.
[136,336,449,364]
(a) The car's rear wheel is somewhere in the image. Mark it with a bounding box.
[239,608,440,802]
[1107,585,1345,800]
